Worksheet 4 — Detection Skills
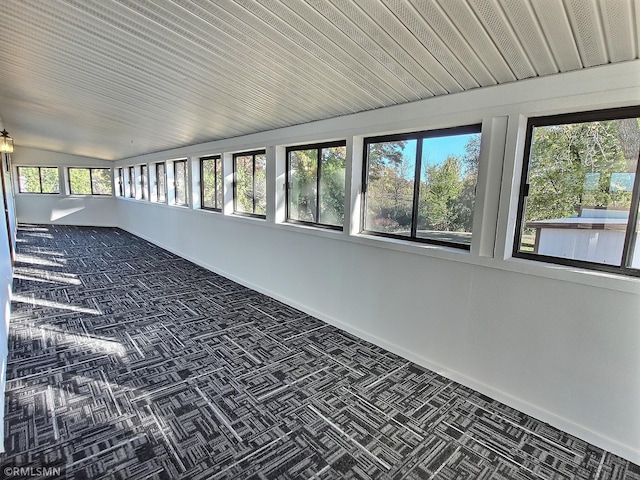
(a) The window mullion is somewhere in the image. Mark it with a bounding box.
[201,159,205,208]
[213,159,218,209]
[38,168,43,193]
[316,148,321,224]
[285,151,290,221]
[252,154,256,214]
[410,138,423,238]
[621,150,640,269]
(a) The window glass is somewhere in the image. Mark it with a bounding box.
[141,165,148,200]
[416,133,480,245]
[69,168,92,195]
[69,167,111,195]
[363,126,481,248]
[254,154,267,215]
[235,155,253,214]
[215,157,223,209]
[174,160,188,206]
[319,146,346,226]
[18,167,41,193]
[287,142,346,228]
[91,168,112,195]
[234,151,266,217]
[116,168,124,197]
[365,139,416,236]
[201,156,222,210]
[40,168,60,193]
[18,167,59,194]
[515,110,640,274]
[156,162,166,203]
[128,166,135,198]
[289,149,318,222]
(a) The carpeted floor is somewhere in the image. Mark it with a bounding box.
[1,224,639,479]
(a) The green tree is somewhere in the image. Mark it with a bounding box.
[289,146,346,226]
[420,156,463,231]
[235,154,266,214]
[526,120,632,224]
[69,168,92,194]
[319,146,346,225]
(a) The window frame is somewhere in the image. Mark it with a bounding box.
[141,164,148,201]
[155,162,167,203]
[116,167,125,197]
[513,106,640,277]
[286,141,346,230]
[68,167,113,196]
[17,166,60,194]
[200,155,223,212]
[173,159,189,207]
[233,150,267,218]
[128,166,135,198]
[361,124,482,250]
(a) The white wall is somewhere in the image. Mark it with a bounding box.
[115,60,640,464]
[12,147,118,226]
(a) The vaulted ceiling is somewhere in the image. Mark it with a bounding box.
[0,0,638,160]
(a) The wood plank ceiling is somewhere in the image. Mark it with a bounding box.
[0,0,638,160]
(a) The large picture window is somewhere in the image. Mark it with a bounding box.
[201,155,223,211]
[234,150,266,217]
[173,159,188,206]
[514,107,640,275]
[17,167,59,194]
[155,162,166,203]
[362,126,481,248]
[287,142,346,229]
[69,167,112,195]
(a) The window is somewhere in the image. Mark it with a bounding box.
[141,164,148,200]
[173,159,188,206]
[362,126,481,248]
[17,167,59,193]
[128,166,135,198]
[234,150,266,217]
[201,155,223,211]
[514,107,640,276]
[154,162,166,203]
[287,142,346,229]
[69,167,112,195]
[116,167,124,197]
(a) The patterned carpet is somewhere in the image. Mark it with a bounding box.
[1,224,639,479]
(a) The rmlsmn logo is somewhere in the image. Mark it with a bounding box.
[4,466,62,477]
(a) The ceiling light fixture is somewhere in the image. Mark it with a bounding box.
[0,130,14,153]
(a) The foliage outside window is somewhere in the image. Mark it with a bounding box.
[141,164,148,200]
[155,162,166,203]
[116,167,124,197]
[363,126,481,248]
[17,167,59,194]
[173,159,188,206]
[287,142,346,229]
[128,166,135,198]
[234,150,266,217]
[515,108,640,275]
[69,167,112,195]
[201,155,223,211]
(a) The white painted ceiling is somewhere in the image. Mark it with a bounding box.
[0,0,638,160]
